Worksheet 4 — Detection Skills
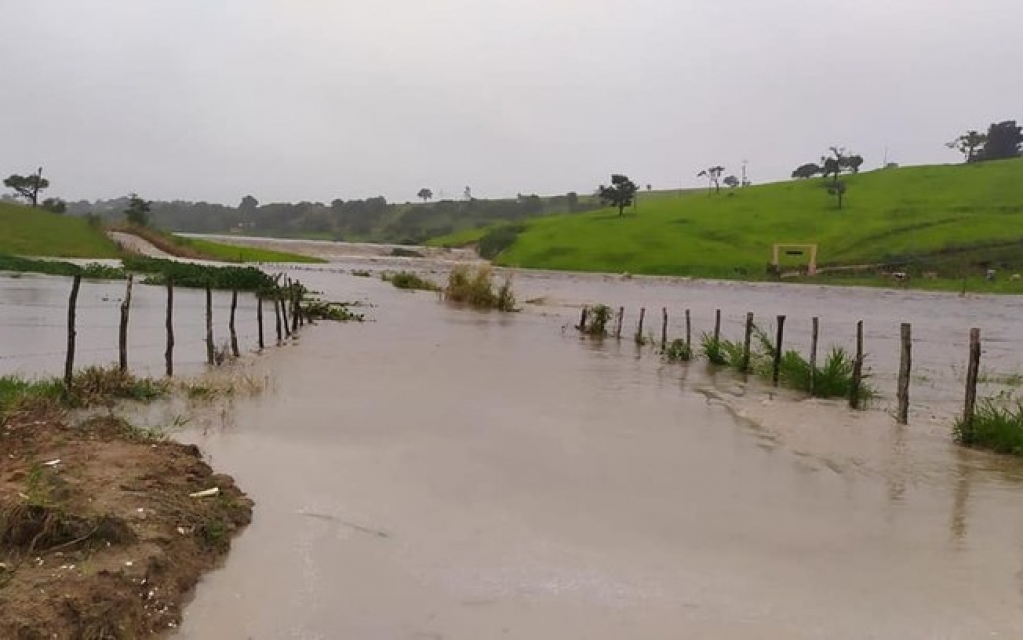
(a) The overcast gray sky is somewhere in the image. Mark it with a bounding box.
[2,0,1021,205]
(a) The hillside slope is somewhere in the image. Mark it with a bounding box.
[496,160,1023,280]
[0,202,119,258]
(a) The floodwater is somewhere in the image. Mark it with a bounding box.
[4,265,1023,638]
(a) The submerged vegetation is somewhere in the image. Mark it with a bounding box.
[663,338,693,363]
[383,270,440,292]
[0,367,168,418]
[443,265,516,311]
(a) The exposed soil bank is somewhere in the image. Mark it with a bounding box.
[0,409,252,638]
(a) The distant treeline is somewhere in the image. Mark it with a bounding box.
[64,191,601,244]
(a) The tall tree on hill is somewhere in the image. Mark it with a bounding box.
[980,120,1023,161]
[697,166,725,194]
[3,167,48,207]
[239,195,259,214]
[598,174,639,217]
[723,175,740,189]
[946,130,987,163]
[124,193,151,226]
[417,188,433,202]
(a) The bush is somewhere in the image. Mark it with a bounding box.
[477,224,525,260]
[954,397,1023,456]
[444,265,516,311]
[383,271,439,292]
[583,304,613,336]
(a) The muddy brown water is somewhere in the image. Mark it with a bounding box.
[4,266,1023,638]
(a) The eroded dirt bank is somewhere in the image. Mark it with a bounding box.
[0,409,252,638]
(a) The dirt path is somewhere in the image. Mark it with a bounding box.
[107,231,175,259]
[0,409,252,638]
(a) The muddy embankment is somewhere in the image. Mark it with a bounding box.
[0,407,252,638]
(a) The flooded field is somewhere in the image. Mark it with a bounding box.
[4,264,1023,638]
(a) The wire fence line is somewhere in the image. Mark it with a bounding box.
[0,273,276,379]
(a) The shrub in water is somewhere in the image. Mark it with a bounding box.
[584,304,613,336]
[444,265,516,311]
[384,271,439,292]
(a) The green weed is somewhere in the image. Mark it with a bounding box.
[955,397,1023,456]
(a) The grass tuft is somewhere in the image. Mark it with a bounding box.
[955,397,1023,456]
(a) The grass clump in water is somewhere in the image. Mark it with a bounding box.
[383,271,440,292]
[663,338,693,363]
[700,334,729,365]
[444,265,516,311]
[955,397,1023,456]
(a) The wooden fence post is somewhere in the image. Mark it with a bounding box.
[635,308,646,345]
[685,309,692,351]
[274,296,283,343]
[256,294,265,351]
[713,309,721,342]
[64,275,82,391]
[291,284,300,333]
[280,288,291,338]
[205,285,215,366]
[809,317,819,395]
[661,307,668,351]
[229,290,240,358]
[578,307,588,333]
[615,307,624,339]
[896,323,912,424]
[165,279,174,377]
[118,275,133,373]
[850,320,864,409]
[962,328,982,442]
[772,315,786,386]
[742,312,754,372]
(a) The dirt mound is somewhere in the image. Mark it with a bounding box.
[0,413,252,638]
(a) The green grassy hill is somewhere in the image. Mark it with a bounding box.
[488,160,1023,286]
[0,201,119,258]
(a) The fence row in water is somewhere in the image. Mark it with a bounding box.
[61,272,308,388]
[576,305,988,437]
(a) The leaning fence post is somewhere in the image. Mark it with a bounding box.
[578,307,588,333]
[229,290,240,358]
[742,312,754,372]
[661,307,668,351]
[256,294,265,351]
[64,274,82,391]
[615,307,624,340]
[165,278,174,377]
[772,315,786,386]
[896,323,912,425]
[635,308,646,345]
[205,285,215,366]
[118,275,134,373]
[713,309,722,342]
[850,320,864,409]
[962,328,982,442]
[809,317,819,395]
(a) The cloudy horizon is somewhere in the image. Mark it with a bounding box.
[2,0,1021,206]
